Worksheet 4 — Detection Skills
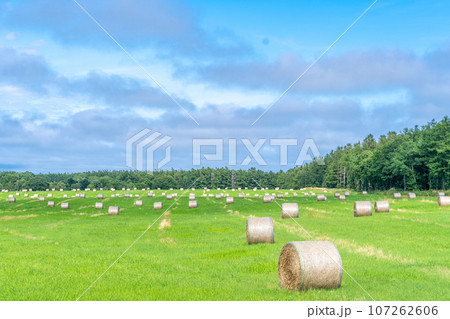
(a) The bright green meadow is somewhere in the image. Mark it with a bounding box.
[0,188,448,301]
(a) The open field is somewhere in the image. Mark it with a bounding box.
[0,188,449,301]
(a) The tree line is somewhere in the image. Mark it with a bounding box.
[0,117,448,191]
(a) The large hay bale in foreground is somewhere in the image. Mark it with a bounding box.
[393,193,401,199]
[278,241,342,290]
[108,206,119,215]
[48,201,55,207]
[154,202,163,210]
[438,196,450,207]
[375,200,389,213]
[263,195,272,203]
[246,217,274,244]
[95,202,103,210]
[354,201,372,217]
[135,200,143,207]
[226,197,234,204]
[408,193,416,199]
[189,200,197,208]
[316,194,326,201]
[281,203,299,219]
[61,203,69,210]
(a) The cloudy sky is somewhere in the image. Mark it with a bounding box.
[0,0,449,173]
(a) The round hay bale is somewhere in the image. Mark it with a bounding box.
[438,192,445,196]
[215,194,222,199]
[95,202,103,210]
[437,196,450,207]
[293,192,298,197]
[354,201,372,217]
[338,195,346,200]
[277,193,283,199]
[108,206,120,215]
[80,193,86,199]
[375,200,389,213]
[189,193,195,200]
[24,194,29,198]
[38,197,45,202]
[263,195,272,203]
[334,192,340,198]
[97,194,104,199]
[304,193,309,196]
[189,200,197,208]
[393,192,401,199]
[310,192,316,196]
[408,192,416,199]
[48,201,55,207]
[61,202,69,210]
[47,194,53,198]
[226,197,234,204]
[278,241,342,290]
[362,191,368,195]
[246,217,274,244]
[316,194,326,201]
[124,194,131,198]
[8,197,16,203]
[154,202,163,210]
[135,200,143,207]
[344,191,350,196]
[166,194,173,200]
[254,194,259,198]
[281,203,299,219]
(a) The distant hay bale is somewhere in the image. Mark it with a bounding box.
[344,191,350,196]
[304,193,309,196]
[437,196,450,207]
[154,202,163,210]
[9,197,16,203]
[79,193,86,199]
[375,200,389,213]
[362,191,368,195]
[278,241,342,290]
[246,217,274,244]
[135,200,143,207]
[339,195,346,200]
[97,194,104,199]
[263,195,272,203]
[124,194,131,198]
[189,193,195,200]
[408,193,416,199]
[189,200,197,208]
[61,203,69,210]
[293,193,298,197]
[226,197,234,204]
[24,194,29,198]
[39,197,45,202]
[281,203,299,219]
[246,193,250,196]
[148,192,154,197]
[354,201,372,217]
[216,194,222,199]
[316,194,327,201]
[310,192,316,196]
[166,194,173,200]
[438,192,445,196]
[108,206,120,215]
[95,203,103,210]
[334,192,340,198]
[277,194,283,199]
[393,193,401,199]
[48,201,55,207]
[254,194,259,197]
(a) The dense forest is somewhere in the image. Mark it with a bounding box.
[0,117,448,191]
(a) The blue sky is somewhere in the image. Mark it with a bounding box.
[0,0,449,172]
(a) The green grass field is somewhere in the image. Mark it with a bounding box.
[0,188,448,301]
